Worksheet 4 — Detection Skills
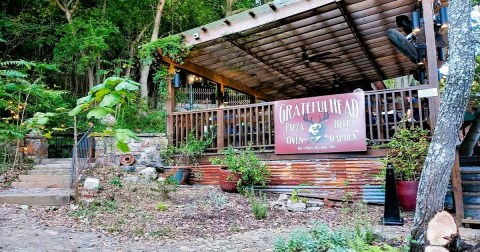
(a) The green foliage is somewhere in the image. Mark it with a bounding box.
[381,126,430,181]
[109,176,123,188]
[212,145,270,193]
[151,176,179,200]
[274,222,397,252]
[70,199,118,218]
[70,77,142,152]
[0,60,68,143]
[160,145,176,166]
[176,132,213,165]
[207,190,228,209]
[139,35,191,65]
[155,202,168,211]
[289,187,307,203]
[248,190,268,220]
[54,19,120,74]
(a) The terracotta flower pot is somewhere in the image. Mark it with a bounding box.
[396,181,419,211]
[218,168,241,193]
[164,166,192,185]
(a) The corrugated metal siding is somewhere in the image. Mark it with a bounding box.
[191,159,384,201]
[460,165,480,220]
[362,185,454,208]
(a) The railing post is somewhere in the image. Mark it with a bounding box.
[166,72,175,144]
[422,0,440,129]
[217,108,225,153]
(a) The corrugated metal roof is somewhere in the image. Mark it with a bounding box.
[171,0,447,100]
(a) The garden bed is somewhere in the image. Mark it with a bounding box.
[6,166,415,249]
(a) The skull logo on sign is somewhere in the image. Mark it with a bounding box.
[303,112,329,143]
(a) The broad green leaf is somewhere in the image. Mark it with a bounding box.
[116,141,130,153]
[44,112,55,117]
[115,80,140,91]
[77,95,93,105]
[115,131,129,143]
[86,107,113,119]
[95,88,111,98]
[116,128,136,137]
[99,93,121,107]
[105,77,123,88]
[68,104,87,116]
[37,117,49,125]
[89,83,105,94]
[44,131,52,139]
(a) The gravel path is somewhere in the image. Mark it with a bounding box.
[0,206,296,251]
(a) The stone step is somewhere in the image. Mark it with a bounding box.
[29,170,70,175]
[33,164,71,169]
[18,175,70,183]
[40,158,72,165]
[11,181,70,189]
[0,188,71,205]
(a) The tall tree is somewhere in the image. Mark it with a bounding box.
[55,0,96,89]
[139,0,165,101]
[410,0,476,250]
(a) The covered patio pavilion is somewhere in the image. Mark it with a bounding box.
[161,0,447,200]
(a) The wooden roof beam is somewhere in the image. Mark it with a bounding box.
[336,1,386,81]
[161,56,272,101]
[180,0,337,46]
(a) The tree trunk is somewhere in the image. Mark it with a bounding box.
[459,118,480,156]
[126,24,150,78]
[410,0,476,251]
[87,66,95,89]
[139,64,150,98]
[139,0,165,102]
[226,0,235,16]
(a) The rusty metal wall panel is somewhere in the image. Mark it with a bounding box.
[191,159,384,201]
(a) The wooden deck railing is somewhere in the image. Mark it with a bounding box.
[364,86,432,143]
[172,102,274,152]
[172,86,434,151]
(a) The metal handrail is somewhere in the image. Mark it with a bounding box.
[70,126,94,188]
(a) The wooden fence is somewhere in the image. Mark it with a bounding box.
[171,86,434,152]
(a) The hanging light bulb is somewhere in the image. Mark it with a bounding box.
[440,7,448,28]
[412,10,421,33]
[187,74,195,84]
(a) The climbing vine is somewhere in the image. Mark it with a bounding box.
[138,35,191,65]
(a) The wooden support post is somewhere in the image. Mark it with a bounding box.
[166,64,175,144]
[216,83,224,106]
[217,108,225,153]
[451,148,464,225]
[422,0,440,129]
[250,95,257,104]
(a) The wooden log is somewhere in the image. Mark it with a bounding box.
[426,211,458,247]
[425,246,448,252]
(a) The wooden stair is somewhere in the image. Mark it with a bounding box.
[452,155,480,226]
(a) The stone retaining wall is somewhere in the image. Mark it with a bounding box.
[94,133,168,166]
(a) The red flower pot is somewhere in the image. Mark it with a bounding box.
[218,169,241,193]
[396,181,419,211]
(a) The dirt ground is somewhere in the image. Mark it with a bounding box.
[0,183,419,251]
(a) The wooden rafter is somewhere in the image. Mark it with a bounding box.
[161,55,272,101]
[336,1,385,81]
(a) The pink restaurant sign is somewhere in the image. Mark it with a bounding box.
[274,93,367,154]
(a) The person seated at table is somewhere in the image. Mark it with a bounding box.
[371,80,387,91]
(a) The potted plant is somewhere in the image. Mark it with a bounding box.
[211,145,270,193]
[381,125,430,211]
[161,132,212,184]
